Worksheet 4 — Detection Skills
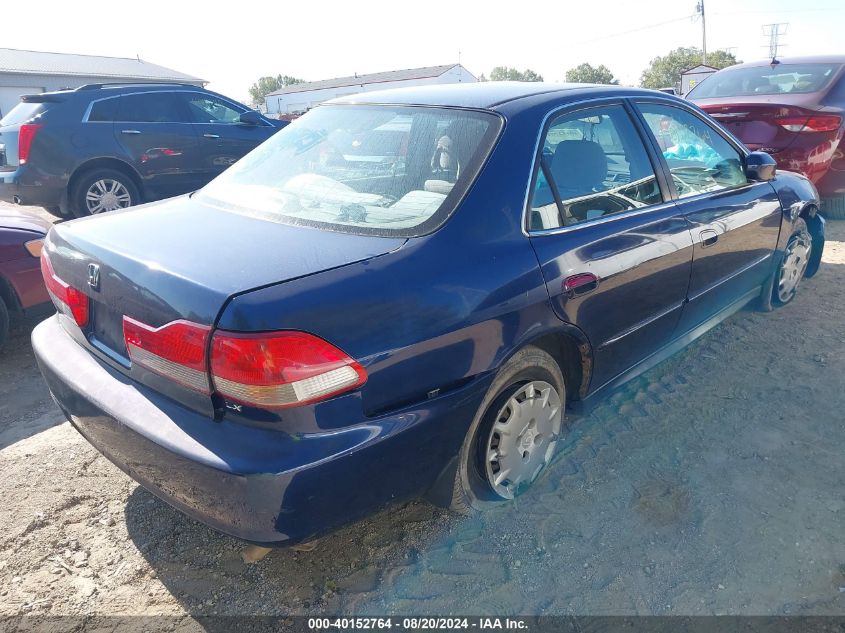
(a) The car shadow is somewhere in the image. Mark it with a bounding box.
[0,314,64,450]
[124,484,459,617]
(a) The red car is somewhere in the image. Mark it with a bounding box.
[0,207,50,348]
[688,55,845,216]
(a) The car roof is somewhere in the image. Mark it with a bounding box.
[329,82,675,110]
[722,55,845,70]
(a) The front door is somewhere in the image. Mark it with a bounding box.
[527,102,695,391]
[182,93,275,182]
[634,101,783,333]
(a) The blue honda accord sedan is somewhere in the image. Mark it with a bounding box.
[33,82,825,545]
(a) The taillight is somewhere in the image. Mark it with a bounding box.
[18,124,43,164]
[210,331,367,408]
[123,317,211,393]
[119,317,366,407]
[775,114,842,133]
[40,251,89,327]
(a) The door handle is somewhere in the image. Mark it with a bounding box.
[121,129,141,135]
[699,229,719,247]
[563,273,600,298]
[203,133,220,139]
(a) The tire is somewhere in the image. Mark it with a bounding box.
[772,218,812,306]
[450,345,566,514]
[70,169,140,218]
[0,297,9,352]
[820,195,845,220]
[43,205,73,221]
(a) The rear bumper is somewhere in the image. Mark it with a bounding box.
[1,253,49,310]
[33,316,488,545]
[0,166,65,208]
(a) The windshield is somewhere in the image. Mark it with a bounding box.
[197,104,501,237]
[0,102,45,127]
[689,63,842,99]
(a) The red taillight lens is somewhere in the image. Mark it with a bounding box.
[40,251,89,327]
[18,124,43,164]
[775,114,842,133]
[123,317,212,393]
[210,331,367,408]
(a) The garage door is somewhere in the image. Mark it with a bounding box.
[0,86,43,121]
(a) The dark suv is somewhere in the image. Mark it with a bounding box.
[0,83,283,218]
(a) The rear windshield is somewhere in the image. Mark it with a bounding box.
[197,104,501,237]
[688,63,842,98]
[0,102,46,127]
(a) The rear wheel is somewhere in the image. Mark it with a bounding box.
[450,346,565,514]
[71,169,139,217]
[773,218,812,306]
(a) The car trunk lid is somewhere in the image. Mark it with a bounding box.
[45,194,405,413]
[695,96,830,151]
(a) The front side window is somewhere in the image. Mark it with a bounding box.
[116,93,189,123]
[528,104,662,230]
[638,103,747,199]
[186,95,243,124]
[688,63,841,98]
[197,105,501,237]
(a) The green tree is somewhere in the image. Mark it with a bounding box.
[248,74,306,107]
[565,63,619,85]
[639,47,739,91]
[489,66,544,82]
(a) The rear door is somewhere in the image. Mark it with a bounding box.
[634,100,782,333]
[181,93,276,182]
[113,91,203,198]
[527,101,694,390]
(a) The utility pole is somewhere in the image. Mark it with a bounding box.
[762,23,788,59]
[697,0,707,64]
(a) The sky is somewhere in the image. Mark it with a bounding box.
[2,0,844,103]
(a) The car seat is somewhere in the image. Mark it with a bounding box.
[550,140,608,200]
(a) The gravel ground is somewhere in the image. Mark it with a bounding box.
[1,203,844,617]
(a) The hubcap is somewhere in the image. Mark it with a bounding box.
[485,381,563,499]
[85,179,132,214]
[778,232,811,302]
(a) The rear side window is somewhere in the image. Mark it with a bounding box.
[88,98,118,122]
[528,104,663,230]
[637,103,747,198]
[116,93,190,123]
[0,102,46,127]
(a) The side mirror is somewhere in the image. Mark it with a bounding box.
[238,110,264,126]
[745,151,777,182]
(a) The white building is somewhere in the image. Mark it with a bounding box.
[0,48,205,119]
[264,64,477,116]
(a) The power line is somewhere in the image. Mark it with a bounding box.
[570,14,696,46]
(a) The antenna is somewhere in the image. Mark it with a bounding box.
[762,23,788,59]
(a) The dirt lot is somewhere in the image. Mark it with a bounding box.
[1,204,844,617]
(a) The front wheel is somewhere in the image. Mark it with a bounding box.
[71,169,139,217]
[450,345,565,514]
[773,218,812,306]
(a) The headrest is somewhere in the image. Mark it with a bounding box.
[550,140,608,194]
